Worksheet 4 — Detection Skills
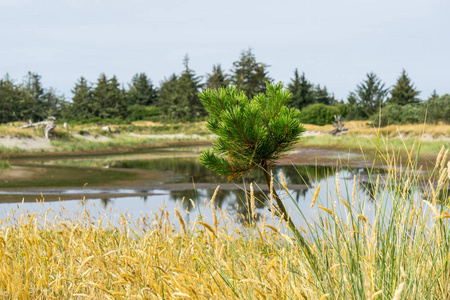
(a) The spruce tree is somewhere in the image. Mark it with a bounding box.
[176,55,204,119]
[92,74,125,119]
[70,77,94,119]
[199,82,311,250]
[157,74,179,119]
[107,75,127,119]
[127,73,157,106]
[388,69,420,105]
[24,72,46,121]
[348,72,388,119]
[313,85,336,105]
[231,49,271,98]
[0,75,22,123]
[206,64,229,90]
[157,55,204,120]
[287,69,315,109]
[92,74,109,118]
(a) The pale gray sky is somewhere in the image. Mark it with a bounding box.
[1,0,449,100]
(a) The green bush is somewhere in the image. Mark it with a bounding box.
[335,103,350,119]
[345,105,367,120]
[371,104,403,127]
[370,95,449,127]
[371,104,427,127]
[401,104,426,124]
[299,103,340,125]
[426,94,450,124]
[126,105,161,122]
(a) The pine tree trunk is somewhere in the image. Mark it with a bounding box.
[261,164,314,259]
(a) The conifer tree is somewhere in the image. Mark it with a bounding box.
[157,55,204,120]
[231,49,271,98]
[107,75,127,119]
[199,82,311,250]
[157,73,179,118]
[0,75,22,123]
[24,72,46,121]
[388,69,420,105]
[176,55,204,119]
[92,74,126,119]
[348,72,388,118]
[313,85,336,105]
[22,72,62,121]
[206,64,229,90]
[70,77,94,119]
[92,74,109,118]
[127,73,157,106]
[287,69,315,109]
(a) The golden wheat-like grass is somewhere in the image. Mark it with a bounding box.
[0,146,449,299]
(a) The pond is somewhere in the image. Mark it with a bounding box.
[0,146,388,227]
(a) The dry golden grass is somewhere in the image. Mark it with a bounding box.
[0,123,35,137]
[304,120,450,137]
[1,144,449,299]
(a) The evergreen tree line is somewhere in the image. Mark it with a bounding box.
[0,49,448,125]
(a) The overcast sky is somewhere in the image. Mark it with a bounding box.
[1,0,449,100]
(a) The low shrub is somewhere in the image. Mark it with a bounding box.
[426,94,450,124]
[126,105,161,122]
[299,103,340,125]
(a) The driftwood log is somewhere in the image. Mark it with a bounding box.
[329,115,348,136]
[19,117,56,139]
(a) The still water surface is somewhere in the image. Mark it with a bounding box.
[0,148,383,227]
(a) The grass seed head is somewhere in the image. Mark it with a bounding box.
[436,145,445,168]
[250,183,256,220]
[311,184,321,208]
[279,172,288,191]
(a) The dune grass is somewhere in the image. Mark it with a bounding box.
[0,141,449,298]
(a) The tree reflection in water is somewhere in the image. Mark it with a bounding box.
[110,157,333,186]
[101,198,111,208]
[111,157,404,224]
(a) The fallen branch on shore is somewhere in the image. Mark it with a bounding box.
[329,115,348,135]
[19,117,56,139]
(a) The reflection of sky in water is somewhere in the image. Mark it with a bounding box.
[2,154,435,231]
[1,169,404,230]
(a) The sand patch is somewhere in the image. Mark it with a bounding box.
[0,135,53,150]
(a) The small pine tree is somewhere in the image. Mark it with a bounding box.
[199,82,311,250]
[388,69,420,106]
